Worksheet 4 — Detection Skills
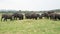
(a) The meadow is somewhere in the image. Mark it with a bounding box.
[0,13,60,34]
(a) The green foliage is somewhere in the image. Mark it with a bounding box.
[0,9,60,14]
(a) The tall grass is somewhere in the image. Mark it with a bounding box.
[0,13,60,34]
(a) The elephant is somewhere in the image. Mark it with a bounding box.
[49,13,60,20]
[25,13,32,19]
[30,13,40,20]
[41,13,49,19]
[1,14,13,21]
[25,13,39,20]
[39,14,43,19]
[12,13,24,20]
[47,11,54,14]
[42,11,55,19]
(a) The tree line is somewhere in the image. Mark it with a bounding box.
[0,9,60,13]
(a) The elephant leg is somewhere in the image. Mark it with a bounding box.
[46,17,49,19]
[14,17,17,20]
[20,17,22,20]
[50,17,53,20]
[39,17,42,19]
[4,18,5,21]
[53,17,57,21]
[14,17,15,20]
[58,17,60,20]
[22,17,23,20]
[35,17,37,20]
[19,18,21,20]
[58,18,60,20]
[4,18,7,21]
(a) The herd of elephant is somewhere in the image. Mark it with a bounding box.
[1,11,60,21]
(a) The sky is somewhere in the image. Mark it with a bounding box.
[0,0,60,11]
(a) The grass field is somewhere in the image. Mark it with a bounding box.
[0,13,60,34]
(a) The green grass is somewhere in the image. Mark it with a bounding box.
[0,14,60,34]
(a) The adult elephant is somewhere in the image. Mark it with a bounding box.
[25,13,39,20]
[47,11,54,14]
[12,13,24,20]
[49,13,60,20]
[1,14,13,21]
[25,13,32,19]
[42,11,55,19]
[30,13,39,20]
[41,12,49,19]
